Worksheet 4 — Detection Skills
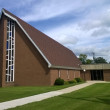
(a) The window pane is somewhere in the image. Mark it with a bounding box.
[6,19,15,82]
[6,41,8,49]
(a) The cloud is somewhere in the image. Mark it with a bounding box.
[72,46,110,62]
[0,0,34,10]
[56,34,78,45]
[21,0,78,21]
[43,0,110,62]
[91,28,110,37]
[20,0,105,22]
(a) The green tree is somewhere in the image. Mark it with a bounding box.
[86,59,93,64]
[79,54,87,64]
[94,57,107,63]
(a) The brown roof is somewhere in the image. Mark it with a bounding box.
[2,8,81,69]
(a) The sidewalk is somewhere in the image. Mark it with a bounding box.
[0,81,107,110]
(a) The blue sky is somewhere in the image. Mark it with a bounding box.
[0,0,110,62]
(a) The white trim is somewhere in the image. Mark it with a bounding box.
[13,21,15,81]
[51,65,81,70]
[58,70,61,78]
[2,9,52,68]
[67,70,69,80]
[74,71,75,78]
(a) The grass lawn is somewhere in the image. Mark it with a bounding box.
[0,82,83,102]
[9,83,110,110]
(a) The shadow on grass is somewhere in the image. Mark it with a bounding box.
[60,95,110,105]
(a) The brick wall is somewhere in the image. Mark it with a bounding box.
[50,69,81,85]
[0,15,7,87]
[103,70,110,81]
[14,23,51,86]
[80,70,91,81]
[0,15,3,86]
[49,69,59,85]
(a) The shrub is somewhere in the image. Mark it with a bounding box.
[68,80,74,84]
[75,78,83,82]
[64,81,69,85]
[68,79,77,84]
[54,78,64,85]
[72,79,77,83]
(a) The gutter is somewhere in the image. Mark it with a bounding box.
[50,65,81,70]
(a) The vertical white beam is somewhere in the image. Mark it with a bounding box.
[67,70,69,80]
[58,70,61,78]
[13,22,15,82]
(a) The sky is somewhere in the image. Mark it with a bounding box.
[0,0,110,62]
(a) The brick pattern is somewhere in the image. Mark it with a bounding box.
[50,69,80,85]
[0,15,7,87]
[60,70,68,81]
[80,70,91,81]
[49,69,59,85]
[14,23,50,86]
[103,70,110,81]
[0,15,3,86]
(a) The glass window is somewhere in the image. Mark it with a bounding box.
[6,19,15,82]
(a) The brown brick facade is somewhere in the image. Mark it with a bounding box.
[80,70,91,81]
[0,15,4,87]
[103,70,110,81]
[49,69,59,85]
[14,23,51,86]
[0,15,8,87]
[50,69,80,85]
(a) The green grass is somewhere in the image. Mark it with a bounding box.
[0,82,83,102]
[9,83,110,110]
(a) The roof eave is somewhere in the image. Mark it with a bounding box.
[2,9,52,68]
[50,65,81,70]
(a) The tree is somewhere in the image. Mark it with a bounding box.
[86,59,93,64]
[94,57,107,64]
[79,54,87,64]
[79,54,107,64]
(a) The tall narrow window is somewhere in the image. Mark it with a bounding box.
[6,19,15,82]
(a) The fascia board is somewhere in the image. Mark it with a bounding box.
[50,65,81,70]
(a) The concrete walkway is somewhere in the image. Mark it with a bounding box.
[0,81,108,110]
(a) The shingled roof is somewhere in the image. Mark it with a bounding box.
[1,8,81,69]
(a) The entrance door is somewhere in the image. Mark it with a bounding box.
[91,70,103,80]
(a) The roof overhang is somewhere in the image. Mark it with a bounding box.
[50,65,81,70]
[81,64,110,70]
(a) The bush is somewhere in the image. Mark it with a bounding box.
[64,81,69,85]
[75,78,83,82]
[54,78,64,85]
[68,80,74,84]
[73,79,77,83]
[68,79,77,84]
